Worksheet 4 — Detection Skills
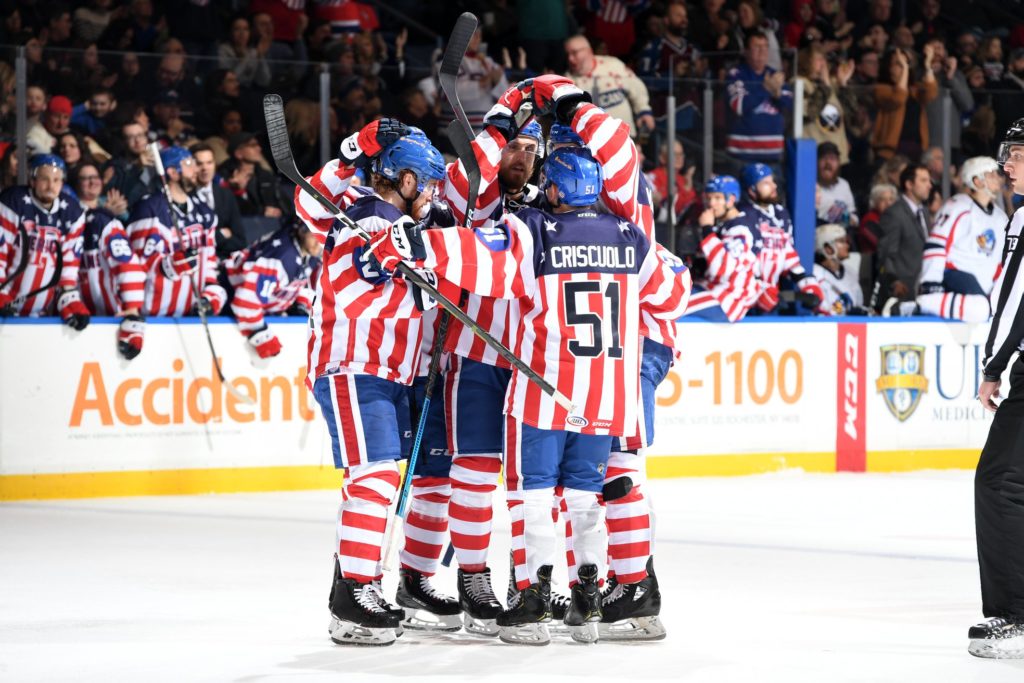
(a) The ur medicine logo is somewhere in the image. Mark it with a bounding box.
[875,345,929,421]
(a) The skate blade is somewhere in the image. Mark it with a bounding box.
[969,635,1024,659]
[598,616,667,642]
[328,617,397,646]
[498,623,550,646]
[463,614,500,637]
[400,608,463,633]
[567,622,599,644]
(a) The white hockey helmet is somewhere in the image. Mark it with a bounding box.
[815,223,847,256]
[960,156,999,190]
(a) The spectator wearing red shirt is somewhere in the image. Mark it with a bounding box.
[649,138,698,223]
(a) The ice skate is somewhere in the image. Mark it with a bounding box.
[328,574,402,647]
[563,564,601,644]
[598,557,666,642]
[395,568,462,632]
[458,568,503,636]
[497,565,552,646]
[968,617,1024,659]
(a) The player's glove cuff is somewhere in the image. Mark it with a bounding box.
[58,289,91,331]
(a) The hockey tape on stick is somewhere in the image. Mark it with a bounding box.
[262,94,575,413]
[150,143,254,405]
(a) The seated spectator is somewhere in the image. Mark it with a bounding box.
[858,182,897,254]
[201,69,243,137]
[250,9,308,95]
[921,146,949,188]
[0,144,18,190]
[725,32,793,164]
[55,130,100,172]
[876,163,932,309]
[730,1,782,71]
[221,132,288,219]
[141,53,200,124]
[871,46,937,161]
[191,142,246,259]
[151,89,196,148]
[980,36,1005,84]
[649,138,698,225]
[871,153,909,189]
[70,87,117,138]
[637,2,702,109]
[816,141,859,230]
[71,161,129,219]
[564,33,654,139]
[25,84,47,129]
[217,157,256,215]
[203,108,244,166]
[797,43,855,165]
[217,16,271,89]
[813,223,865,315]
[105,119,158,208]
[26,95,72,156]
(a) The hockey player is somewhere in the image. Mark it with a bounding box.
[434,98,548,637]
[77,204,148,358]
[971,118,1024,658]
[736,162,825,314]
[909,156,1007,322]
[224,221,321,359]
[368,142,691,645]
[813,223,866,315]
[546,82,690,640]
[126,147,227,318]
[0,154,89,329]
[295,118,453,646]
[683,175,757,321]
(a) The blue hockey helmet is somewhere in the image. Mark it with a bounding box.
[740,162,774,191]
[542,147,602,207]
[29,153,66,177]
[372,132,446,193]
[704,175,740,203]
[546,122,583,156]
[517,120,544,158]
[159,146,193,173]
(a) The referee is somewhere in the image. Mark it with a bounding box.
[972,117,1024,658]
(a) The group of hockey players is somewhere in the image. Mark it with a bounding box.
[296,73,690,646]
[0,148,321,361]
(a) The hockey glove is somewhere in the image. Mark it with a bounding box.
[919,281,944,295]
[195,292,224,317]
[58,289,91,331]
[366,216,427,272]
[798,281,825,311]
[483,82,532,143]
[524,74,591,123]
[161,250,198,280]
[117,314,145,360]
[757,284,779,312]
[247,325,282,359]
[339,118,411,166]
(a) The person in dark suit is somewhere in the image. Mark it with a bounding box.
[190,142,247,259]
[876,163,934,312]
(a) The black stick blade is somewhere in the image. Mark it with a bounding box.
[440,13,478,77]
[447,120,481,224]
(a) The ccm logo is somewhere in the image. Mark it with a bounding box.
[842,332,859,439]
[566,415,589,428]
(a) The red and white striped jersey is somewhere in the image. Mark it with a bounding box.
[922,192,1007,293]
[296,162,438,385]
[414,207,691,436]
[437,125,516,368]
[78,207,146,315]
[0,186,85,316]
[126,193,224,317]
[699,217,765,322]
[570,102,686,354]
[225,226,319,336]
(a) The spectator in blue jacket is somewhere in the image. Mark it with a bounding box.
[725,32,793,164]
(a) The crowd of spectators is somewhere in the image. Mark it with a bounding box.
[0,0,1022,321]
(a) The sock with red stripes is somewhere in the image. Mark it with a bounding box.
[449,452,501,572]
[336,460,400,582]
[604,451,653,585]
[399,475,451,576]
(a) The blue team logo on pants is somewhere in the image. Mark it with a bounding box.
[875,345,929,421]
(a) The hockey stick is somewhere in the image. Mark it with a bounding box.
[384,14,479,568]
[262,94,573,412]
[150,143,254,405]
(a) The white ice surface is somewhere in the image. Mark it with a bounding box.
[2,471,1023,682]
